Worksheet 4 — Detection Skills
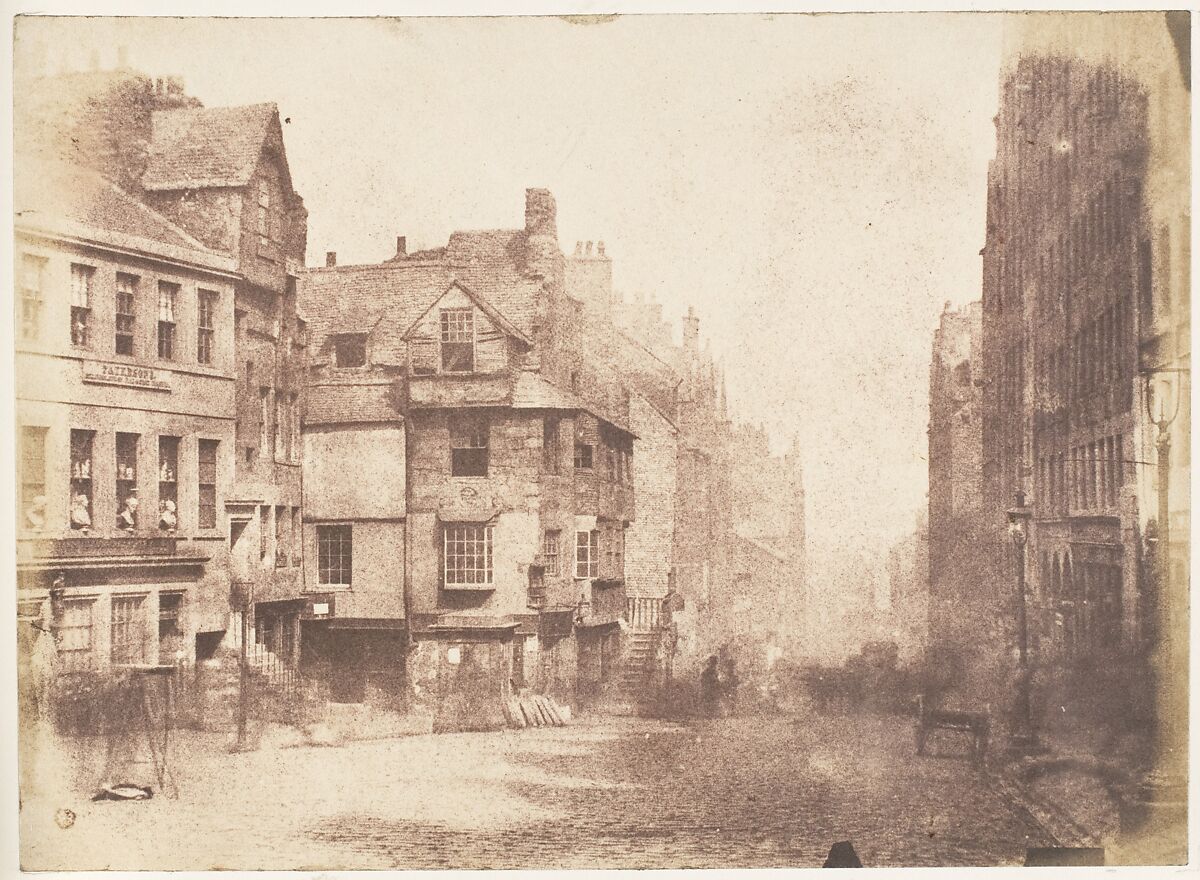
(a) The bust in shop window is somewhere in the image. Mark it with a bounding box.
[117,495,138,531]
[24,495,47,532]
[69,494,91,532]
[159,499,177,532]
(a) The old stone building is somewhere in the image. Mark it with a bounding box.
[15,63,311,725]
[300,191,636,728]
[980,16,1189,735]
[15,155,239,712]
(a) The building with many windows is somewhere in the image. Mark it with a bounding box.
[979,14,1189,735]
[15,63,311,727]
[15,155,239,710]
[300,190,635,728]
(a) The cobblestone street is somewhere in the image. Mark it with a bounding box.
[21,712,1051,870]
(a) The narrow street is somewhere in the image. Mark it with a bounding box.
[22,712,1050,870]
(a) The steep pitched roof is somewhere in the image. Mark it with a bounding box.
[14,156,235,274]
[143,103,279,190]
[301,258,542,365]
[399,280,530,346]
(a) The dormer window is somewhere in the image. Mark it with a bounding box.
[440,308,474,372]
[333,334,367,368]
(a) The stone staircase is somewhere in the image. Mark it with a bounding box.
[619,629,661,697]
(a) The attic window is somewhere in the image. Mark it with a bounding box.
[440,308,474,372]
[334,334,367,368]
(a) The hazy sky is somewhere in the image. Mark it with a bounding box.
[16,14,1004,588]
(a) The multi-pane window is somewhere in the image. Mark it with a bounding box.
[115,273,138,355]
[69,429,94,530]
[70,264,94,347]
[317,524,353,585]
[111,595,147,665]
[575,530,599,579]
[20,254,46,341]
[116,433,139,529]
[58,599,95,672]
[275,505,287,567]
[159,436,179,530]
[288,393,300,462]
[198,439,218,529]
[574,442,593,470]
[444,524,493,587]
[440,308,474,372]
[450,417,488,477]
[157,282,178,360]
[334,334,367,368]
[543,529,561,576]
[158,592,184,661]
[20,426,47,529]
[542,417,560,473]
[197,290,217,365]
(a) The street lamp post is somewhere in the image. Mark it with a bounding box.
[1005,490,1044,756]
[1138,371,1186,804]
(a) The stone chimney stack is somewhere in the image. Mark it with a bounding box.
[523,188,559,279]
[325,251,337,268]
[396,236,407,258]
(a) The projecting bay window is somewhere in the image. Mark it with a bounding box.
[440,308,474,372]
[443,524,493,588]
[70,430,94,530]
[197,289,217,365]
[115,433,139,530]
[158,436,179,530]
[198,439,218,529]
[158,281,178,360]
[317,524,353,586]
[21,427,47,531]
[20,254,45,341]
[575,530,599,580]
[450,416,489,477]
[111,595,147,666]
[70,264,94,347]
[115,273,138,355]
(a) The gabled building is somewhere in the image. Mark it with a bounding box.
[300,190,636,729]
[15,63,311,725]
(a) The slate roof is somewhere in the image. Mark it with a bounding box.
[14,156,235,274]
[300,258,541,365]
[143,103,279,190]
[305,382,401,426]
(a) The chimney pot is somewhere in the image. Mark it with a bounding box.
[585,241,593,256]
[597,241,606,257]
[325,251,337,267]
[167,76,184,95]
[574,241,583,256]
[396,236,407,257]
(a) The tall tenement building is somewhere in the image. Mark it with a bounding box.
[979,14,1189,732]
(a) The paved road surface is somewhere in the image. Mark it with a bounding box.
[21,712,1050,870]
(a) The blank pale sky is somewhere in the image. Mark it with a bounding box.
[15,14,1005,592]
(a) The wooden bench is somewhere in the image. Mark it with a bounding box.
[915,695,990,764]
